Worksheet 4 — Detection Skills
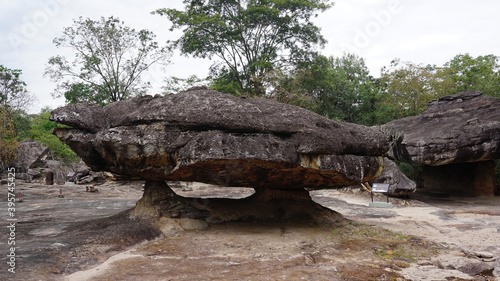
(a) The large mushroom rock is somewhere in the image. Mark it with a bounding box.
[383,91,500,196]
[51,87,389,223]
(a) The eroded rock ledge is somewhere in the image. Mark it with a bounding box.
[384,91,500,166]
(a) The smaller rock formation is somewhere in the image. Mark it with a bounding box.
[9,139,50,173]
[373,158,416,197]
[384,91,500,196]
[67,163,104,184]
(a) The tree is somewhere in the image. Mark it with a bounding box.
[63,82,111,107]
[263,68,318,112]
[443,53,500,97]
[154,0,332,96]
[0,110,18,167]
[0,65,34,166]
[45,16,171,105]
[0,65,34,112]
[291,53,380,124]
[380,59,453,117]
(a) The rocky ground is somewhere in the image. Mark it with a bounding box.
[1,180,499,281]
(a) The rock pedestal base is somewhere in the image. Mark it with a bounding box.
[130,181,345,225]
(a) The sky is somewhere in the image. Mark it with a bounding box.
[1,0,499,114]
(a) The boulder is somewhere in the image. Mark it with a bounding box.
[51,88,389,223]
[9,139,51,173]
[66,163,102,184]
[373,158,416,197]
[383,91,500,196]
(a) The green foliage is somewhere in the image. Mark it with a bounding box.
[0,65,33,111]
[395,161,423,183]
[29,108,78,164]
[45,16,171,104]
[154,0,332,96]
[381,59,453,118]
[64,82,112,107]
[291,53,381,124]
[0,65,34,167]
[0,110,19,166]
[262,68,318,112]
[208,65,245,96]
[443,53,500,97]
[379,54,500,120]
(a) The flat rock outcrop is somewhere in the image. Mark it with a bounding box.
[50,88,389,223]
[384,91,500,165]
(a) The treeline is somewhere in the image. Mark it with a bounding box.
[244,52,500,126]
[168,52,500,126]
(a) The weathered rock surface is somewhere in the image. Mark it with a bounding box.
[384,91,500,165]
[8,138,50,173]
[383,91,500,196]
[373,158,416,197]
[3,139,69,184]
[50,88,389,223]
[51,88,388,189]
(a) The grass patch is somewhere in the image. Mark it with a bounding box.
[331,221,441,263]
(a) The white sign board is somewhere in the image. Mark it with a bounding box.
[372,183,390,193]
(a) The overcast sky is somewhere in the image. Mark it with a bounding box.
[1,0,499,113]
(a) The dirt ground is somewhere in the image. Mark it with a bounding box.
[1,180,499,281]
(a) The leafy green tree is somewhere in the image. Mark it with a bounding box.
[208,64,246,96]
[443,53,500,97]
[154,0,332,97]
[0,65,33,111]
[0,110,18,167]
[263,68,318,112]
[63,82,111,107]
[380,59,453,118]
[291,53,380,124]
[0,65,34,166]
[45,16,171,105]
[29,108,78,164]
